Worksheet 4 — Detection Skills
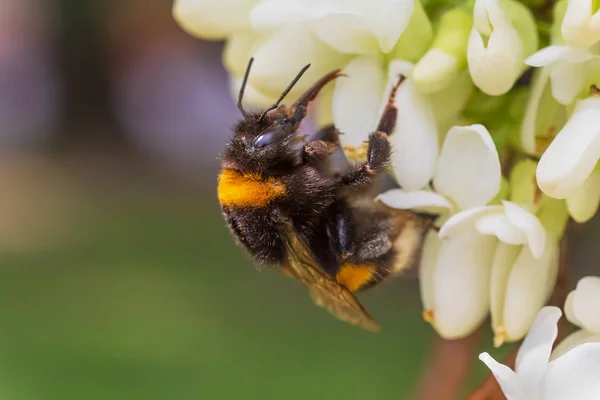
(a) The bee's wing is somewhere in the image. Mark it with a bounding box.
[279,224,381,332]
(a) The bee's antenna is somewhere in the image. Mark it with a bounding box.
[238,58,254,119]
[259,63,311,123]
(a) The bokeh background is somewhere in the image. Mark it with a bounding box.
[0,0,595,399]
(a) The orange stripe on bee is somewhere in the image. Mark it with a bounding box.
[218,168,286,208]
[336,263,375,292]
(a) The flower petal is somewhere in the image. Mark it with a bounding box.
[537,97,600,199]
[420,231,442,312]
[333,56,385,147]
[562,0,600,47]
[376,189,452,211]
[311,12,380,54]
[504,241,559,344]
[369,0,416,53]
[229,75,273,109]
[476,212,528,245]
[552,330,600,360]
[544,342,600,400]
[479,353,524,400]
[525,45,598,67]
[224,33,266,77]
[548,60,588,105]
[467,25,523,96]
[250,0,316,33]
[387,61,439,190]
[413,49,458,93]
[571,276,600,333]
[438,205,502,239]
[434,124,501,210]
[566,170,600,223]
[173,0,257,39]
[564,291,583,328]
[473,0,509,35]
[502,201,546,259]
[250,25,349,95]
[311,0,415,54]
[515,306,562,385]
[432,233,496,339]
[490,243,521,346]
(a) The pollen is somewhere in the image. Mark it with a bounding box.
[342,142,368,162]
[422,309,435,324]
[217,168,286,208]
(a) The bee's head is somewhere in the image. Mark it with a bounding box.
[221,59,342,175]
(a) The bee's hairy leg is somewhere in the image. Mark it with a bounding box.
[303,140,337,163]
[339,132,391,189]
[337,75,405,189]
[377,74,405,136]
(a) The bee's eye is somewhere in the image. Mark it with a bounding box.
[254,124,287,148]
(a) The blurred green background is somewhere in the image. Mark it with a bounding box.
[3,0,590,399]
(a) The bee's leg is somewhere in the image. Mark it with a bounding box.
[303,140,337,163]
[338,75,405,189]
[339,132,391,189]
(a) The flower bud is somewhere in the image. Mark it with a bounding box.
[561,0,600,48]
[565,276,600,333]
[467,0,538,95]
[537,95,600,201]
[490,235,559,347]
[420,232,496,339]
[439,201,556,346]
[553,276,600,358]
[413,7,473,92]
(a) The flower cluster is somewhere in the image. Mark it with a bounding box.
[480,306,600,400]
[175,0,600,395]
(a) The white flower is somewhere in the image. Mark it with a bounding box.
[247,25,349,95]
[419,231,497,338]
[536,95,600,222]
[379,124,502,339]
[440,201,558,345]
[378,123,501,212]
[173,0,259,40]
[247,0,432,95]
[553,276,600,358]
[176,0,351,106]
[467,0,538,96]
[480,306,600,400]
[526,45,600,105]
[562,0,600,48]
[308,0,416,54]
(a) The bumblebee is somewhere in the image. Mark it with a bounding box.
[217,58,432,331]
